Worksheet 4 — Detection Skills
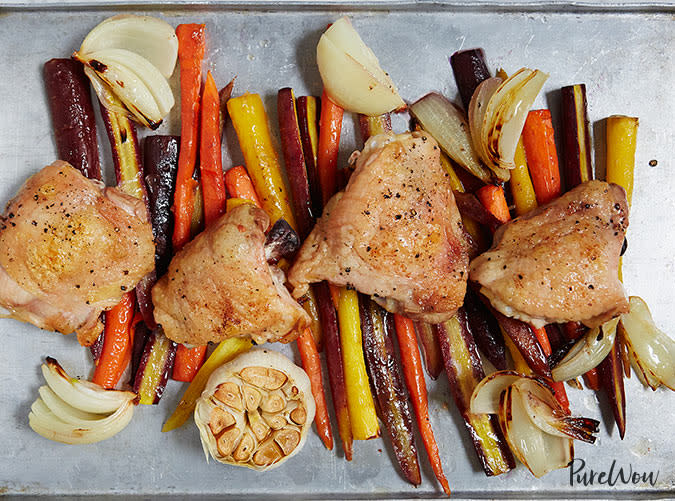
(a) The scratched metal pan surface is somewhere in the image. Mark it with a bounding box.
[0,1,673,499]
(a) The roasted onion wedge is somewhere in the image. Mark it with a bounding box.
[499,385,574,478]
[515,379,599,444]
[552,317,620,382]
[316,17,404,116]
[619,296,675,390]
[29,358,136,444]
[195,349,315,471]
[79,14,178,78]
[469,68,548,174]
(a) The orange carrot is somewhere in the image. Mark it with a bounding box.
[172,24,205,251]
[394,315,450,495]
[476,185,510,223]
[521,109,562,205]
[225,165,263,206]
[297,328,334,450]
[200,71,227,225]
[170,31,210,384]
[317,91,343,208]
[93,293,136,389]
[583,367,601,391]
[532,326,552,357]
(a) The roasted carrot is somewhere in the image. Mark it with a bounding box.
[173,70,223,384]
[227,93,296,228]
[171,32,210,383]
[172,346,207,383]
[200,71,227,225]
[92,293,136,389]
[225,165,263,206]
[172,23,205,251]
[316,90,343,210]
[517,115,571,408]
[338,289,379,440]
[606,115,638,206]
[532,326,552,357]
[476,185,510,223]
[316,282,353,459]
[297,328,334,450]
[510,138,539,216]
[583,367,601,391]
[522,109,562,205]
[394,315,450,495]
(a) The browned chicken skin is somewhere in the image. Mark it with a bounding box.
[0,161,155,345]
[152,204,310,346]
[288,132,469,323]
[470,180,629,328]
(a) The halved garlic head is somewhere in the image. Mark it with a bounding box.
[195,349,315,471]
[316,17,404,116]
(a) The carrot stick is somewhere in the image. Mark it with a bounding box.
[317,90,343,209]
[171,34,211,383]
[338,289,379,440]
[172,23,205,251]
[532,326,552,357]
[521,109,562,205]
[173,70,224,384]
[394,315,450,495]
[200,71,227,225]
[476,185,510,223]
[172,346,207,383]
[227,93,296,228]
[92,293,136,389]
[225,165,263,206]
[583,367,601,391]
[297,328,334,450]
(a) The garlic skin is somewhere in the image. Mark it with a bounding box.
[195,348,315,471]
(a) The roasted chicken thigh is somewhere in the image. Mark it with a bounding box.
[470,180,629,328]
[288,132,469,323]
[0,161,154,345]
[152,203,310,346]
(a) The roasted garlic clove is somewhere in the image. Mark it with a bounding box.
[194,348,315,471]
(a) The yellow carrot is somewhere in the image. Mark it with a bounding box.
[225,197,256,212]
[162,338,253,432]
[605,115,638,281]
[510,138,538,216]
[606,115,638,206]
[227,93,297,228]
[337,288,379,440]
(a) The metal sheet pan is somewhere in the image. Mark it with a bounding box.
[0,2,673,498]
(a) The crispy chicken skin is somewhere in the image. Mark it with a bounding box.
[288,131,469,323]
[152,204,310,346]
[0,161,155,345]
[470,180,629,328]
